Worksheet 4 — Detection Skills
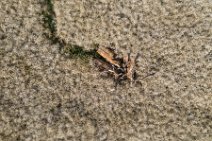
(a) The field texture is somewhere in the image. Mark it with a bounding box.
[0,0,212,140]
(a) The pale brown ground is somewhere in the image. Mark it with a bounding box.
[0,0,212,141]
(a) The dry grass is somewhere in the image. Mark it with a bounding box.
[0,0,211,140]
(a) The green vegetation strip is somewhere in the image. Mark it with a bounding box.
[41,0,100,60]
